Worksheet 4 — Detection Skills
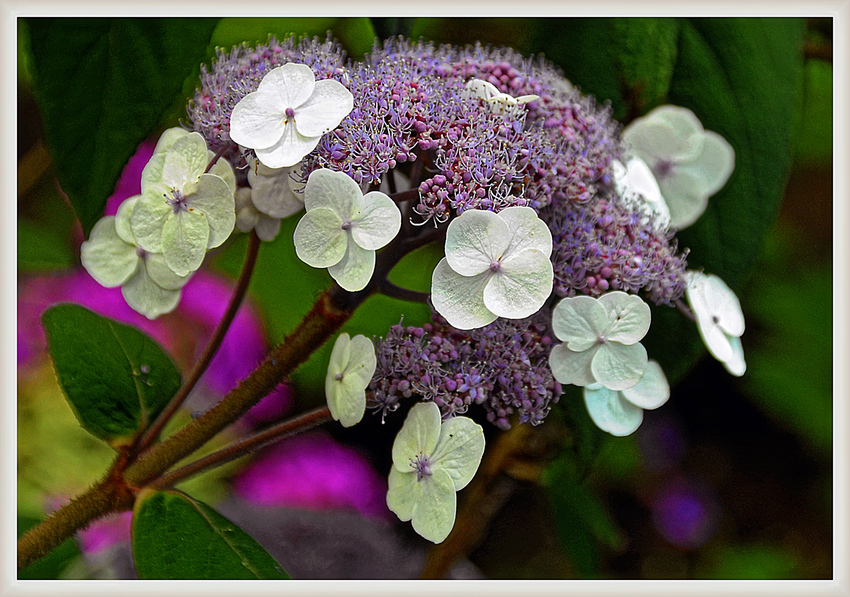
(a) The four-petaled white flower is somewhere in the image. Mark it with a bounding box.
[622,105,735,229]
[81,198,192,319]
[548,291,651,391]
[685,271,746,376]
[386,402,485,544]
[431,207,554,330]
[465,79,539,114]
[293,168,401,292]
[612,157,671,229]
[229,63,354,169]
[583,360,670,437]
[235,159,306,241]
[325,333,377,428]
[130,128,236,277]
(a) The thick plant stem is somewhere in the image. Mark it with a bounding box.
[18,468,135,570]
[152,406,332,490]
[124,289,354,489]
[133,231,262,456]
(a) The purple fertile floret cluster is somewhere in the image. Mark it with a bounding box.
[543,194,689,303]
[370,312,561,430]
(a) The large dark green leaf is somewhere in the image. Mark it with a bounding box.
[24,18,219,236]
[132,490,289,579]
[42,304,181,447]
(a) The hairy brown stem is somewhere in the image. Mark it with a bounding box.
[132,231,262,457]
[152,406,332,490]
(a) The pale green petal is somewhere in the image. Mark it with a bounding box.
[498,206,553,259]
[140,151,168,193]
[121,261,182,320]
[80,217,138,287]
[145,252,192,291]
[152,127,189,155]
[208,154,237,196]
[130,193,172,253]
[391,402,442,471]
[551,295,609,351]
[326,378,366,428]
[386,467,421,522]
[325,333,369,426]
[303,168,362,222]
[350,191,401,250]
[659,170,709,229]
[548,343,599,387]
[160,133,209,188]
[161,209,209,277]
[430,259,497,330]
[294,78,354,137]
[114,196,139,244]
[583,385,644,437]
[326,332,351,379]
[483,249,553,319]
[598,291,651,345]
[410,468,457,544]
[591,342,648,392]
[684,131,735,196]
[327,237,376,292]
[293,207,347,268]
[621,360,669,410]
[431,416,485,491]
[341,334,378,390]
[189,174,235,249]
[444,209,509,276]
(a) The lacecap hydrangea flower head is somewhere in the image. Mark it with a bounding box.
[174,36,748,537]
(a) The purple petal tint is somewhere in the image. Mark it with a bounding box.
[233,431,390,520]
[77,511,133,555]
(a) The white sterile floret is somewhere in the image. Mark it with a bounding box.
[465,79,539,114]
[81,198,192,319]
[229,63,354,169]
[548,291,651,391]
[293,168,401,292]
[612,157,671,229]
[247,158,305,219]
[325,333,377,428]
[431,207,554,330]
[386,402,485,544]
[130,128,236,277]
[685,271,746,376]
[235,188,281,241]
[583,360,670,437]
[622,105,735,229]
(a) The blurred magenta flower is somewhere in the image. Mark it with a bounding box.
[233,431,390,520]
[77,511,133,555]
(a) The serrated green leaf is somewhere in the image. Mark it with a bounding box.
[24,18,219,236]
[132,489,289,579]
[41,304,181,446]
[18,515,81,579]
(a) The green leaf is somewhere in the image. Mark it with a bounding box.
[132,489,290,579]
[24,18,220,236]
[668,18,805,289]
[17,218,75,272]
[543,454,625,578]
[41,304,182,446]
[18,515,81,579]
